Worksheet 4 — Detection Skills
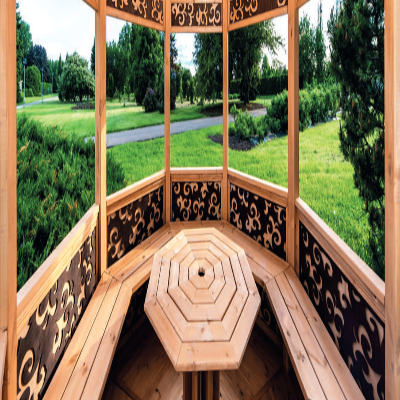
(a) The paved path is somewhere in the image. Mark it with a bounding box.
[17,96,58,110]
[87,108,266,148]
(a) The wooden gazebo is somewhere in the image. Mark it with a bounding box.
[1,0,399,398]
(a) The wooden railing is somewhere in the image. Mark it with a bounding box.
[16,204,99,335]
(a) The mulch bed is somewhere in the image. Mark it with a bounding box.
[201,102,264,117]
[72,103,95,110]
[210,134,256,151]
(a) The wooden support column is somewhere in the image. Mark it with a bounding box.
[165,0,171,222]
[385,0,400,397]
[95,0,107,279]
[287,0,299,273]
[222,0,229,221]
[0,0,17,397]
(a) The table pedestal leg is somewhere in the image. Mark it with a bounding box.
[183,371,220,400]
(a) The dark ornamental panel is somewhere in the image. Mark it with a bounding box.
[256,282,281,339]
[230,183,286,261]
[107,186,164,268]
[299,221,385,400]
[172,181,221,222]
[230,0,287,24]
[171,2,222,27]
[107,0,164,25]
[17,229,97,400]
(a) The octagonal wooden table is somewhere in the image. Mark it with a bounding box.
[144,228,261,400]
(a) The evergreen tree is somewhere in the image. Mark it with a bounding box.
[90,38,95,75]
[261,55,272,79]
[16,3,23,103]
[328,0,385,277]
[299,16,315,85]
[27,44,50,82]
[19,20,32,60]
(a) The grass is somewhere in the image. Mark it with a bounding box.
[109,119,374,273]
[18,93,57,105]
[17,99,207,140]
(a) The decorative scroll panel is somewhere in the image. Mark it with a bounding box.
[299,221,385,400]
[120,281,149,340]
[229,183,286,261]
[107,186,164,268]
[17,229,97,400]
[230,0,287,24]
[256,282,281,339]
[171,2,222,28]
[107,0,164,25]
[172,181,221,222]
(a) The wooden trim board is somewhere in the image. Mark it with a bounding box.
[171,167,222,182]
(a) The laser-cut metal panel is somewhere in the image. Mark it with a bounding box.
[299,221,385,400]
[172,181,222,222]
[107,186,164,268]
[229,183,286,261]
[229,0,287,25]
[171,2,222,28]
[107,0,164,25]
[17,229,97,400]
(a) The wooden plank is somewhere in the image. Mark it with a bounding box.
[171,167,223,182]
[122,257,152,293]
[385,0,400,397]
[106,6,165,31]
[145,254,162,306]
[222,0,229,222]
[0,329,6,396]
[221,289,247,337]
[213,371,220,400]
[43,274,113,400]
[228,168,288,207]
[296,198,385,320]
[285,268,364,399]
[1,0,18,396]
[184,321,228,342]
[165,3,171,223]
[228,6,287,31]
[203,371,213,400]
[82,0,98,11]
[80,284,132,400]
[169,286,192,319]
[238,252,258,296]
[106,171,165,215]
[158,293,187,340]
[17,205,99,334]
[275,272,346,400]
[183,372,192,400]
[95,0,107,279]
[266,279,326,400]
[192,371,199,400]
[287,0,299,272]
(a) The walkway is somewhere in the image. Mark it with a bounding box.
[88,108,266,148]
[17,96,58,110]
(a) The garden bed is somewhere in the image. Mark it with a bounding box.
[72,103,95,110]
[209,134,255,151]
[201,102,264,117]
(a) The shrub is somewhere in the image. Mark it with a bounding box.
[16,115,126,289]
[25,88,34,98]
[143,87,158,112]
[230,104,264,141]
[25,65,41,96]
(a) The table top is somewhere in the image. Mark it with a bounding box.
[144,228,261,372]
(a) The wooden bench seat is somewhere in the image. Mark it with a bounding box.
[43,273,131,400]
[266,268,364,400]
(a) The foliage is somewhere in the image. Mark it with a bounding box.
[181,68,192,100]
[328,0,385,276]
[16,3,23,103]
[107,73,115,99]
[132,26,163,104]
[261,55,272,79]
[27,44,50,82]
[25,88,34,98]
[19,20,32,60]
[258,74,288,96]
[229,21,283,103]
[107,40,130,97]
[58,52,95,102]
[16,115,126,288]
[229,104,264,140]
[143,87,158,112]
[90,38,95,75]
[156,67,179,113]
[25,65,41,96]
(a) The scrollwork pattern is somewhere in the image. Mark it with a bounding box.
[17,229,97,400]
[107,187,164,268]
[299,221,384,400]
[171,2,221,27]
[172,181,221,222]
[230,0,287,24]
[230,183,286,261]
[107,0,164,25]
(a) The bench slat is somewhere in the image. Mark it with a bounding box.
[275,272,346,400]
[284,268,365,400]
[266,278,327,400]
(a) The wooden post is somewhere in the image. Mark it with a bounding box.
[222,0,229,221]
[165,0,171,223]
[287,0,299,274]
[95,0,107,279]
[0,0,17,397]
[385,0,400,397]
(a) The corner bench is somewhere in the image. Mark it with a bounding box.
[266,267,365,400]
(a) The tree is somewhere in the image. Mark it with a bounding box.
[16,3,23,102]
[261,55,272,79]
[90,38,95,75]
[107,40,129,96]
[19,20,32,60]
[314,25,326,82]
[131,26,163,104]
[27,44,50,82]
[181,68,192,100]
[107,73,115,99]
[25,65,41,96]
[328,0,385,277]
[299,16,315,85]
[160,32,178,69]
[58,52,95,102]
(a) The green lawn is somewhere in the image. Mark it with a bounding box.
[17,99,207,140]
[18,93,57,105]
[108,119,374,273]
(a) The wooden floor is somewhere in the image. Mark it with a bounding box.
[102,318,303,400]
